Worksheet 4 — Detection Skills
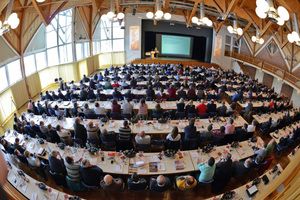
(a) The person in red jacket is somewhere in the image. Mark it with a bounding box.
[196,100,207,115]
[269,99,274,109]
[112,81,120,88]
[167,85,177,100]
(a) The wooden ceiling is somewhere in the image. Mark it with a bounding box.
[1,0,300,73]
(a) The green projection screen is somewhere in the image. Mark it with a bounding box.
[161,35,192,56]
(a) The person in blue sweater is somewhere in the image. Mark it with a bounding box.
[197,157,216,183]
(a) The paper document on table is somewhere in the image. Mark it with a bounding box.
[108,123,115,128]
[32,193,37,200]
[137,167,147,174]
[90,157,99,165]
[163,124,169,129]
[20,180,28,192]
[57,149,65,157]
[141,125,149,131]
[115,164,123,173]
[150,155,161,162]
[190,151,199,158]
[49,191,58,200]
[157,162,165,171]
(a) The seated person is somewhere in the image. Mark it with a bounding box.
[251,154,264,168]
[64,156,83,181]
[233,158,252,178]
[212,126,226,138]
[48,150,66,175]
[150,175,171,192]
[14,149,28,165]
[86,121,100,140]
[224,118,235,135]
[119,120,131,140]
[199,124,213,141]
[100,174,123,192]
[197,157,216,183]
[217,101,227,116]
[56,125,72,145]
[206,100,217,113]
[113,87,123,100]
[153,103,163,117]
[254,142,267,159]
[234,123,248,141]
[184,118,197,139]
[177,87,187,99]
[81,159,103,187]
[83,103,95,115]
[122,99,133,116]
[14,138,25,154]
[176,175,197,191]
[111,99,121,114]
[166,126,181,141]
[247,119,257,133]
[100,128,115,143]
[135,131,151,145]
[24,150,47,180]
[127,172,147,191]
[177,98,185,113]
[94,102,107,116]
[196,100,207,115]
[185,100,196,114]
[48,124,61,143]
[265,139,275,159]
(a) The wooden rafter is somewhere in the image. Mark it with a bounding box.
[48,1,68,23]
[241,7,259,31]
[214,0,239,33]
[78,6,92,39]
[187,0,200,26]
[92,0,102,12]
[0,0,9,15]
[238,22,251,40]
[115,0,120,13]
[164,0,170,9]
[32,0,49,26]
[260,21,273,37]
[210,0,223,13]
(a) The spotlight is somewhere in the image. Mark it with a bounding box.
[132,6,136,15]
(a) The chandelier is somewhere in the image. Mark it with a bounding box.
[106,0,125,20]
[191,2,212,26]
[146,0,171,20]
[0,0,20,36]
[287,13,300,46]
[255,0,289,25]
[251,30,264,44]
[227,14,243,36]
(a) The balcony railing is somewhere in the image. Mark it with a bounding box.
[227,51,300,90]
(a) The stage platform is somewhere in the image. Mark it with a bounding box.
[130,58,220,68]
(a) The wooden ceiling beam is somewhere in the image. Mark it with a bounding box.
[210,0,223,13]
[115,0,120,13]
[260,21,273,37]
[187,0,200,26]
[0,0,9,15]
[241,7,259,31]
[78,6,92,39]
[48,0,68,23]
[31,0,49,26]
[164,0,170,9]
[214,0,239,33]
[238,22,251,40]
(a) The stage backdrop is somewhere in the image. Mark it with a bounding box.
[214,35,222,57]
[130,26,140,50]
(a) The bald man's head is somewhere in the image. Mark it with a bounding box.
[104,175,113,185]
[157,175,166,187]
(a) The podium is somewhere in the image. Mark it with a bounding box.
[150,50,159,59]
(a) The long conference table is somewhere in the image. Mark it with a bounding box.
[24,114,247,134]
[42,100,229,112]
[4,131,264,176]
[252,111,295,124]
[269,122,300,144]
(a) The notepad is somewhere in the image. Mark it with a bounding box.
[157,162,165,171]
[115,164,123,173]
[49,191,58,200]
[190,151,199,158]
[137,167,147,174]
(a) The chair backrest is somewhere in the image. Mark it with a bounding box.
[209,112,217,117]
[103,140,116,148]
[258,156,274,174]
[122,113,132,120]
[152,113,163,119]
[221,134,235,145]
[187,113,197,118]
[164,140,180,151]
[66,176,87,192]
[247,132,254,139]
[72,138,84,145]
[97,114,106,119]
[175,112,186,119]
[136,143,150,150]
[87,138,101,145]
[151,139,165,147]
[81,181,99,190]
[49,170,67,187]
[111,113,121,120]
[182,138,198,150]
[200,113,209,119]
[85,113,97,119]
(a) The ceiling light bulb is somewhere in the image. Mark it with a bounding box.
[10,18,20,29]
[277,17,284,26]
[156,10,164,18]
[107,11,115,19]
[36,0,45,2]
[117,12,124,19]
[206,20,212,26]
[256,7,267,19]
[252,36,257,42]
[237,28,243,35]
[259,38,264,44]
[288,33,294,43]
[227,26,233,33]
[164,13,171,20]
[277,6,289,21]
[192,16,198,23]
[0,21,2,28]
[292,31,300,42]
[146,12,154,19]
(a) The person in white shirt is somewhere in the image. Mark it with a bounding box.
[166,126,181,141]
[247,119,257,132]
[122,99,134,115]
[135,131,151,145]
[94,102,107,115]
[56,125,72,145]
[121,80,128,87]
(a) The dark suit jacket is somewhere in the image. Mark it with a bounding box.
[184,125,197,139]
[207,103,217,113]
[233,161,251,177]
[81,166,103,187]
[73,123,87,143]
[178,90,187,99]
[127,178,147,191]
[177,103,185,112]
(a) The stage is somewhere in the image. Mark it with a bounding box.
[130,57,220,68]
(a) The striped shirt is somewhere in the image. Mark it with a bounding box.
[86,126,100,140]
[119,127,131,140]
[65,160,81,181]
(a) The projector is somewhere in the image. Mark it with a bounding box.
[217,15,225,22]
